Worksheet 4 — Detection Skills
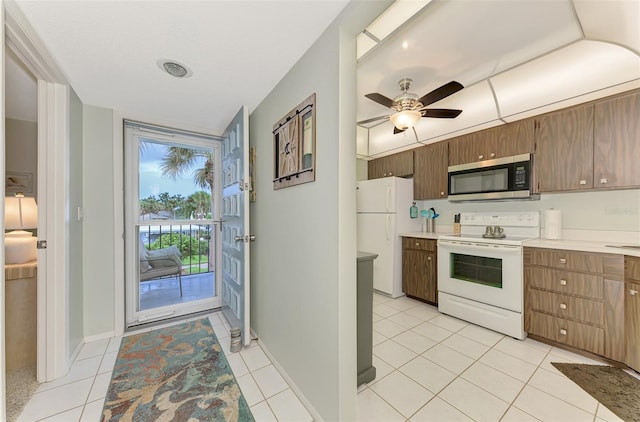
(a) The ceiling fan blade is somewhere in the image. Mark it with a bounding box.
[357,115,390,125]
[418,81,464,107]
[365,92,396,108]
[393,126,406,135]
[422,108,463,119]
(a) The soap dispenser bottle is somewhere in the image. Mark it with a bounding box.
[410,202,418,219]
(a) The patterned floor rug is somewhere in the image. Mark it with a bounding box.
[102,318,253,421]
[552,363,640,422]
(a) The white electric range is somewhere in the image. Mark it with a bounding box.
[437,211,540,339]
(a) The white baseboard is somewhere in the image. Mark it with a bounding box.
[249,328,322,422]
[69,341,83,367]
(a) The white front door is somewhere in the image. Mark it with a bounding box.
[220,106,251,346]
[124,122,222,327]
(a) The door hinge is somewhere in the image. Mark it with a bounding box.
[37,240,48,249]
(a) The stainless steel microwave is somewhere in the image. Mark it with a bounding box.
[448,153,539,201]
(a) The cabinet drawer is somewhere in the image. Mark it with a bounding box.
[528,311,604,355]
[529,249,603,273]
[402,237,436,251]
[528,289,603,325]
[526,267,604,300]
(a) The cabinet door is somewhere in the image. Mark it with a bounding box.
[402,248,427,299]
[626,281,640,371]
[593,90,640,189]
[389,150,414,178]
[448,129,497,165]
[424,251,437,304]
[535,104,594,192]
[414,142,448,200]
[496,119,535,158]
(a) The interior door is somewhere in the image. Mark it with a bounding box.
[220,106,251,346]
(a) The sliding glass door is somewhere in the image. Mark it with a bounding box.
[124,122,222,327]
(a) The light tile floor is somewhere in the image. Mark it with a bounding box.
[17,293,639,421]
[357,292,637,422]
[17,312,312,422]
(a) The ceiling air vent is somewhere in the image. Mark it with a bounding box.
[157,59,193,78]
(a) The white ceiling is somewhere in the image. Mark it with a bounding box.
[11,0,350,134]
[357,0,640,158]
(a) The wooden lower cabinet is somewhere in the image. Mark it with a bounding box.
[402,237,437,304]
[625,256,640,371]
[524,248,625,362]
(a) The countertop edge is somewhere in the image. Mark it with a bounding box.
[400,232,452,240]
[523,239,640,257]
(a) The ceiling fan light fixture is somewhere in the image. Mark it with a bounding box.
[390,110,421,130]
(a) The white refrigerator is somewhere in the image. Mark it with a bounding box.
[357,177,420,298]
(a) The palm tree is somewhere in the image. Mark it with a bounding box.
[160,147,214,192]
[185,191,212,220]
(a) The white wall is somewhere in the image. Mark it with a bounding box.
[418,189,640,241]
[82,105,116,337]
[68,89,84,354]
[248,2,391,420]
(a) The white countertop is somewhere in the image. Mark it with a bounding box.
[400,232,453,240]
[524,238,640,257]
[400,232,640,257]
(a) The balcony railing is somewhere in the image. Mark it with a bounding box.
[140,223,214,275]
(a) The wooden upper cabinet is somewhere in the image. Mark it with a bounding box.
[448,129,497,166]
[496,118,535,157]
[367,150,414,179]
[448,119,534,166]
[534,104,594,192]
[414,141,448,200]
[593,90,640,189]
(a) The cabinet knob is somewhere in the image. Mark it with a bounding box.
[559,258,567,264]
[415,242,420,246]
[440,191,445,196]
[427,256,432,261]
[630,289,639,296]
[560,329,567,336]
[478,154,484,160]
[490,152,496,158]
[600,178,608,184]
[560,303,567,310]
[579,179,587,185]
[560,279,567,286]
[383,173,387,176]
[389,172,393,176]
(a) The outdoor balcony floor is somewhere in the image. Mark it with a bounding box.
[139,272,215,311]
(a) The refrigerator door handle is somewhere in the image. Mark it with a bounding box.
[385,186,391,212]
[385,214,391,241]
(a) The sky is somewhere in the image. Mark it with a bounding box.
[138,140,208,199]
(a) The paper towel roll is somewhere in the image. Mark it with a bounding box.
[545,209,562,240]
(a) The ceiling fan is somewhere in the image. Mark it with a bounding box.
[359,78,464,134]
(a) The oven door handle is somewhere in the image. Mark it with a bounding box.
[438,240,522,255]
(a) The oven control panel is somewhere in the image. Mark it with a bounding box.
[460,211,539,227]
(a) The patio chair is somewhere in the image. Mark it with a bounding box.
[139,241,184,296]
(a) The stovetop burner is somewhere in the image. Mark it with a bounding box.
[440,211,540,246]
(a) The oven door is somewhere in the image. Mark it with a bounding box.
[437,239,523,312]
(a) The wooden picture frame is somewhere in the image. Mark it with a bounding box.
[6,171,33,194]
[273,93,316,190]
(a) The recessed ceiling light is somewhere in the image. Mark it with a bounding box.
[157,59,193,78]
